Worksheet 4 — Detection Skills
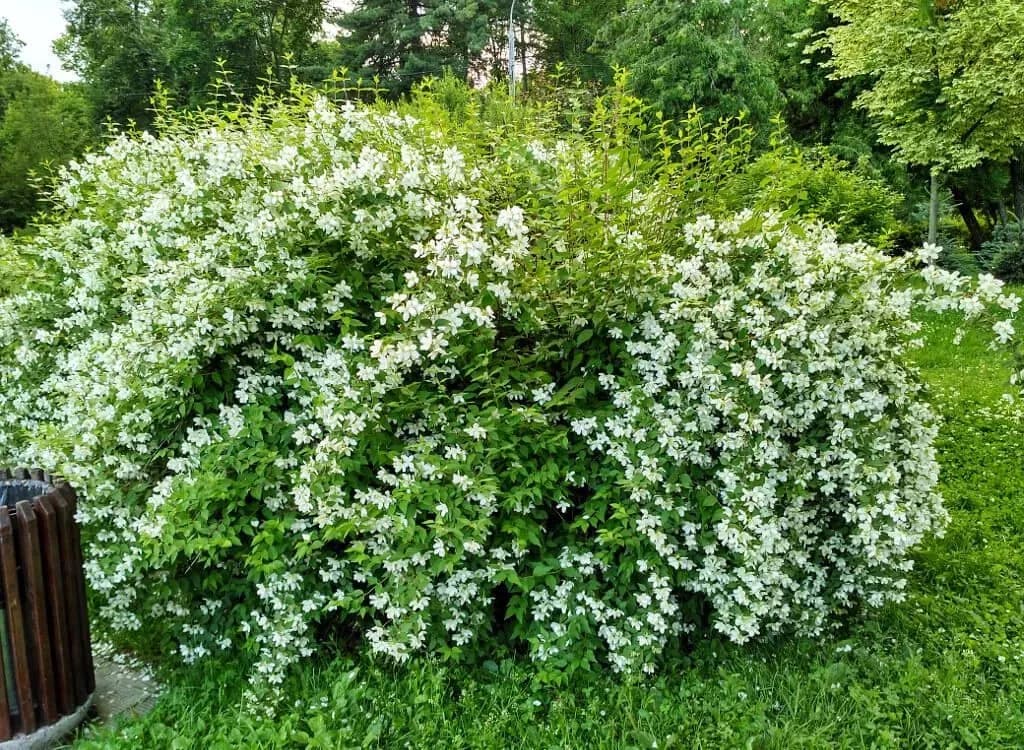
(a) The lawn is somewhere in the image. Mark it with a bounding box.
[68,308,1024,750]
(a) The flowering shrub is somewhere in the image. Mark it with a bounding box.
[0,85,1019,691]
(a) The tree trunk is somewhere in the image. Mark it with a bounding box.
[982,202,998,227]
[928,171,940,245]
[1011,153,1024,230]
[950,183,986,253]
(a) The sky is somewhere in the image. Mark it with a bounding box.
[1,0,76,81]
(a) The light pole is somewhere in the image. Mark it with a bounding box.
[508,0,516,98]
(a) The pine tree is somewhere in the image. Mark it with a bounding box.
[335,0,509,95]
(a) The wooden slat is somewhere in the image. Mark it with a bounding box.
[1,469,13,737]
[0,474,98,734]
[51,493,87,706]
[0,510,35,733]
[0,539,12,740]
[14,501,57,726]
[36,495,74,715]
[55,483,94,694]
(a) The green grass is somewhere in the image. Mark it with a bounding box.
[68,310,1024,749]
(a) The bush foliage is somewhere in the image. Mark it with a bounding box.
[0,83,1019,693]
[986,223,1024,284]
[721,144,902,249]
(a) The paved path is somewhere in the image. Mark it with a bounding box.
[90,650,160,724]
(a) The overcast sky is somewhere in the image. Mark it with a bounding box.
[1,0,76,81]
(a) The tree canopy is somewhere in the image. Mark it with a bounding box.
[531,0,621,83]
[817,0,1024,172]
[597,0,783,133]
[0,17,96,232]
[334,0,510,95]
[0,17,21,71]
[0,71,96,231]
[57,0,330,123]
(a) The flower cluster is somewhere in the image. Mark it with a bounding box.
[0,88,1018,691]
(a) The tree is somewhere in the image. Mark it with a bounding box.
[56,0,167,125]
[596,0,783,135]
[531,0,621,83]
[0,17,22,71]
[817,0,1024,245]
[752,0,841,141]
[160,0,329,104]
[0,17,23,117]
[0,17,96,231]
[0,71,96,231]
[57,0,330,123]
[334,0,509,96]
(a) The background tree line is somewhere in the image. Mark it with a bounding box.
[0,18,94,232]
[2,0,1023,270]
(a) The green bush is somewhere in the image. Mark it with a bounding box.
[985,223,1024,283]
[936,233,982,276]
[0,82,1017,695]
[720,144,902,248]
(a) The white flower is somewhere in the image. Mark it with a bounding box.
[915,242,942,265]
[993,319,1014,344]
[531,382,556,405]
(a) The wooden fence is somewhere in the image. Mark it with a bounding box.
[0,468,94,741]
